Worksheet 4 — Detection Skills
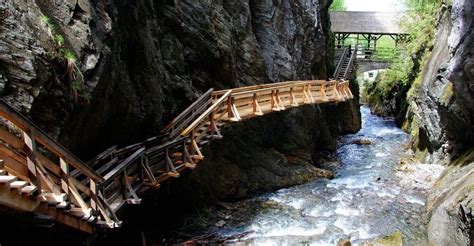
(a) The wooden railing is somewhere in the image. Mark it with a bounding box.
[0,100,121,231]
[161,89,214,139]
[343,48,357,79]
[0,79,353,233]
[333,47,349,78]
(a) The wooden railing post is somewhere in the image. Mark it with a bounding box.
[22,131,41,194]
[60,157,69,195]
[290,87,298,106]
[90,179,98,211]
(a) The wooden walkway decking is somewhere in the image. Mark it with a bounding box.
[0,78,353,233]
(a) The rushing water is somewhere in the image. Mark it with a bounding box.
[207,106,429,245]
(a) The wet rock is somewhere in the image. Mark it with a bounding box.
[352,139,372,145]
[337,238,352,246]
[427,150,474,245]
[262,200,280,209]
[215,220,226,228]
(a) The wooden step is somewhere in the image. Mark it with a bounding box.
[39,193,66,204]
[0,175,17,184]
[184,163,196,169]
[20,185,37,196]
[167,172,180,178]
[170,152,183,158]
[56,201,69,209]
[68,207,92,219]
[10,180,27,190]
[68,207,86,218]
[126,198,142,205]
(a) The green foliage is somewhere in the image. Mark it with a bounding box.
[54,34,65,46]
[330,0,346,11]
[39,15,51,26]
[60,48,76,62]
[364,0,442,105]
[39,15,89,102]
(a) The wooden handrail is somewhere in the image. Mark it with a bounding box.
[161,88,213,136]
[343,48,357,79]
[181,90,232,136]
[333,47,349,78]
[0,100,103,182]
[212,81,309,96]
[102,147,145,182]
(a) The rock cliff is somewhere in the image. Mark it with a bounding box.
[0,0,360,240]
[365,0,473,244]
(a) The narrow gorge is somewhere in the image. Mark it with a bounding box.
[0,0,472,245]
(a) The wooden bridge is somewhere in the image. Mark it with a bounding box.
[0,77,354,232]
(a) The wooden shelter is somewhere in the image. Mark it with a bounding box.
[330,11,409,49]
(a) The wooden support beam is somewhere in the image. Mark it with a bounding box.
[252,93,264,116]
[290,87,298,106]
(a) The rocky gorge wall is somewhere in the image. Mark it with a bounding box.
[364,0,473,244]
[0,0,360,241]
[409,0,473,244]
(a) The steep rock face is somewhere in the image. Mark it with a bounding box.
[403,0,473,244]
[407,0,473,161]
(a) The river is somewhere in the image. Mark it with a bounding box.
[191,106,430,245]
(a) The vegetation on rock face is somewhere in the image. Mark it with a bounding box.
[330,0,346,11]
[363,0,443,123]
[39,15,90,102]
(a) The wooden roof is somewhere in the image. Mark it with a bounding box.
[330,11,408,35]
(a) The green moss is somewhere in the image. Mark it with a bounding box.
[376,231,403,246]
[409,117,419,138]
[439,81,454,106]
[39,15,52,26]
[364,231,403,246]
[54,34,64,46]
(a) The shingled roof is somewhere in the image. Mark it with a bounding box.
[330,11,408,35]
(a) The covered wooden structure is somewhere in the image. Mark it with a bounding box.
[330,11,409,50]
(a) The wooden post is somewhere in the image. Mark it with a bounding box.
[209,112,222,138]
[60,157,69,195]
[290,87,298,106]
[90,179,98,211]
[307,85,315,103]
[22,131,41,194]
[190,130,204,160]
[321,84,328,101]
[276,90,285,110]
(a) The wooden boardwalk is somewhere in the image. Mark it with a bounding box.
[0,79,353,233]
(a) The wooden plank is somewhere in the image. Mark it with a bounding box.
[0,175,16,184]
[10,180,27,189]
[20,185,37,195]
